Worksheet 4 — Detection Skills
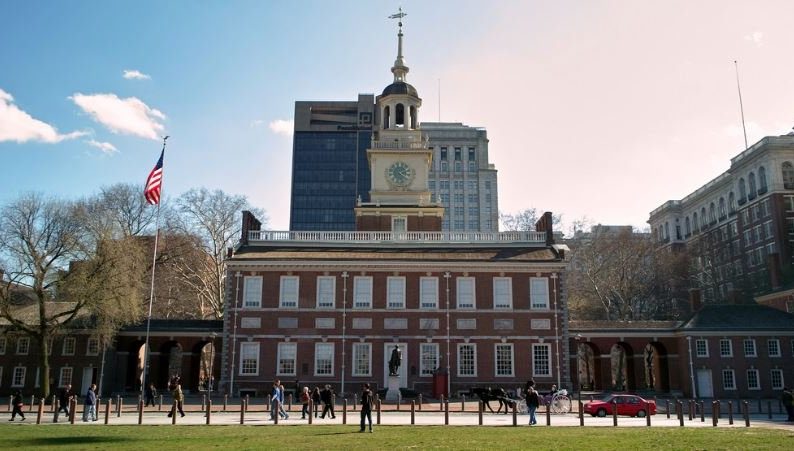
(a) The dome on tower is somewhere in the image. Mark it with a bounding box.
[381,81,419,98]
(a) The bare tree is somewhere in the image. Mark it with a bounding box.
[0,193,144,398]
[567,227,688,321]
[168,188,266,318]
[76,183,159,240]
[500,208,563,233]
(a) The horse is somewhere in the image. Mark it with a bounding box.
[469,387,515,414]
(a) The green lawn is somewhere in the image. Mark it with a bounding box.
[1,425,792,450]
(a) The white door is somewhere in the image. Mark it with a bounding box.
[696,369,713,398]
[81,368,94,395]
[383,343,408,388]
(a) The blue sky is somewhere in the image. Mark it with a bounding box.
[3,1,794,230]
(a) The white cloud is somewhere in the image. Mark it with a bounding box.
[71,93,165,140]
[0,88,86,143]
[744,31,764,46]
[123,69,151,80]
[86,139,118,154]
[268,119,294,136]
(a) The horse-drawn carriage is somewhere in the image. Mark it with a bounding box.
[469,387,572,415]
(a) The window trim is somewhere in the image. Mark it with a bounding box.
[457,343,477,377]
[58,366,73,388]
[768,339,781,358]
[746,369,761,391]
[771,369,785,390]
[276,342,297,376]
[722,369,736,391]
[0,337,6,355]
[532,343,552,377]
[419,277,439,309]
[279,275,300,308]
[493,277,513,310]
[62,337,76,356]
[530,277,550,310]
[86,337,99,356]
[11,366,26,387]
[353,276,373,309]
[695,339,709,358]
[420,343,440,377]
[315,276,336,309]
[719,338,733,358]
[494,343,515,377]
[239,342,260,376]
[351,342,372,377]
[16,337,30,355]
[456,277,476,309]
[743,339,757,358]
[242,276,263,308]
[386,276,406,309]
[314,343,335,377]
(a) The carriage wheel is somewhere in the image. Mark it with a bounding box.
[518,400,528,414]
[551,395,571,414]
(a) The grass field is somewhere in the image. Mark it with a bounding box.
[1,425,792,450]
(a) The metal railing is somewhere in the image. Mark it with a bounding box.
[248,230,546,244]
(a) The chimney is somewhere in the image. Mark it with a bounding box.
[689,288,702,312]
[240,211,262,245]
[535,211,555,245]
[767,252,782,290]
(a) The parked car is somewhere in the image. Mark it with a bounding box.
[583,394,657,417]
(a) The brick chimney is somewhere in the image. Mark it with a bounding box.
[535,211,555,245]
[689,288,702,312]
[240,211,262,245]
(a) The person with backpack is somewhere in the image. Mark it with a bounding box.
[359,383,374,432]
[311,387,322,418]
[526,385,540,426]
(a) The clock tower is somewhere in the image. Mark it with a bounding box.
[354,14,444,232]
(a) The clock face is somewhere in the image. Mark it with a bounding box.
[386,161,414,187]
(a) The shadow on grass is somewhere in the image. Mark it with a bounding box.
[7,436,133,446]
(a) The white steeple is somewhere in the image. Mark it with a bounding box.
[390,7,409,82]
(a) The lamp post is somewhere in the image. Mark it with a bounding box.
[229,272,241,397]
[574,334,582,393]
[444,271,451,398]
[551,273,561,389]
[341,271,349,396]
[209,332,217,393]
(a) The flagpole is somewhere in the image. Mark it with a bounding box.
[140,136,168,398]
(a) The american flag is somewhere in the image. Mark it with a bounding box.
[144,149,164,205]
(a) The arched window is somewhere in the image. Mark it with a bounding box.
[748,172,757,198]
[395,103,405,126]
[383,105,390,129]
[718,197,726,218]
[685,217,691,236]
[728,192,736,213]
[759,166,767,192]
[692,212,699,233]
[410,105,417,129]
[739,178,747,201]
[783,162,794,189]
[664,222,670,240]
[701,207,707,227]
[709,203,716,223]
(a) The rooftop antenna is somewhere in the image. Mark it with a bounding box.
[734,60,749,150]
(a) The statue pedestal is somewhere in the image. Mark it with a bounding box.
[385,375,401,402]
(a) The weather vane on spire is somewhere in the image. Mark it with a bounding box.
[388,7,407,31]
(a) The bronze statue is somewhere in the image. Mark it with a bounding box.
[388,347,402,376]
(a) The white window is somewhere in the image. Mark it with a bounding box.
[420,343,439,376]
[392,216,407,234]
[743,339,757,357]
[0,337,6,354]
[419,277,438,309]
[16,337,29,355]
[747,369,760,390]
[239,342,259,376]
[62,337,76,356]
[316,276,335,309]
[12,367,26,387]
[58,367,73,387]
[530,277,550,309]
[695,339,709,357]
[352,343,371,376]
[768,339,781,357]
[719,339,732,357]
[276,276,300,308]
[387,276,406,309]
[86,337,99,356]
[353,276,372,309]
[532,344,552,377]
[495,344,514,377]
[457,343,476,376]
[277,343,297,376]
[771,369,784,390]
[456,277,475,309]
[243,276,262,308]
[315,343,334,376]
[493,277,512,309]
[722,369,736,390]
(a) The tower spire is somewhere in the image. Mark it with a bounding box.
[388,7,409,82]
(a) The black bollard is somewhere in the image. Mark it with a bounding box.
[688,400,693,421]
[53,399,59,423]
[712,401,718,427]
[411,400,415,425]
[376,399,381,425]
[444,400,449,425]
[646,402,651,427]
[700,401,705,422]
[462,394,466,411]
[308,400,313,425]
[240,399,245,424]
[274,400,279,425]
[138,399,144,425]
[439,395,444,411]
[288,393,293,412]
[397,395,401,411]
[117,396,122,418]
[579,400,584,426]
[36,398,43,424]
[666,399,670,419]
[546,400,551,426]
[478,400,483,425]
[678,401,684,427]
[104,398,110,424]
[512,402,517,427]
[418,393,423,411]
[206,400,212,425]
[223,394,228,412]
[171,401,177,425]
[70,398,76,424]
[743,401,750,427]
[728,401,734,425]
[29,395,35,413]
[158,394,163,411]
[246,394,250,412]
[342,399,347,425]
[202,394,206,412]
[612,400,618,427]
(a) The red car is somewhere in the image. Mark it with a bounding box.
[583,394,657,417]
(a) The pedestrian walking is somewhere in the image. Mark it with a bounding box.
[82,384,97,422]
[782,387,794,422]
[526,385,540,426]
[300,387,311,419]
[311,387,322,418]
[270,380,281,421]
[167,383,185,418]
[320,385,335,419]
[54,384,73,422]
[9,390,25,421]
[145,383,157,407]
[359,383,373,432]
[279,384,289,420]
